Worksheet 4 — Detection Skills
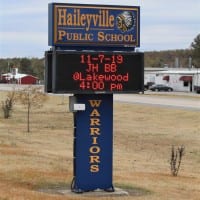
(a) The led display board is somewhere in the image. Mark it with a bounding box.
[48,3,140,48]
[44,51,53,93]
[45,51,144,93]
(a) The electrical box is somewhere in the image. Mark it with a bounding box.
[69,96,85,112]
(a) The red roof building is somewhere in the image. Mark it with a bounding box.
[1,68,39,84]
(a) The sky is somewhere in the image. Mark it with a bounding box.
[0,0,199,58]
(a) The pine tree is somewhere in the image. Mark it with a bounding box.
[191,34,200,67]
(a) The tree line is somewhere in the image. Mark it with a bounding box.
[144,34,200,68]
[144,49,193,68]
[0,34,199,81]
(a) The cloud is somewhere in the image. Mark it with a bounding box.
[0,31,47,43]
[0,31,48,58]
[141,24,197,51]
[0,0,199,57]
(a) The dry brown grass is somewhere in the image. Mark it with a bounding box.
[0,91,200,200]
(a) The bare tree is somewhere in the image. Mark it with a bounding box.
[170,145,185,176]
[17,86,47,132]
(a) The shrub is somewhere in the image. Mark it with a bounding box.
[170,145,185,176]
[1,90,16,118]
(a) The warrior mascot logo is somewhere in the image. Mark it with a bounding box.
[116,11,136,32]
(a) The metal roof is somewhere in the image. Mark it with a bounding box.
[2,73,38,79]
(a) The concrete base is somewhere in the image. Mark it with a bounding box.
[39,187,129,197]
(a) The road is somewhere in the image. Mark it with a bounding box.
[114,93,200,111]
[0,84,200,111]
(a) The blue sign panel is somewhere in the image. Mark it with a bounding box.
[72,94,113,191]
[48,3,140,48]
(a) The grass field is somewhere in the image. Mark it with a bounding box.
[0,91,200,200]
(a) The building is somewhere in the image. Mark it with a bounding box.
[193,73,200,93]
[144,68,200,93]
[0,68,39,85]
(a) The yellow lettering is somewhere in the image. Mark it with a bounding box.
[88,98,103,173]
[90,165,99,172]
[73,33,79,40]
[90,109,100,117]
[57,8,67,25]
[88,34,93,41]
[80,14,86,26]
[98,32,104,41]
[109,15,115,27]
[111,34,118,41]
[98,32,135,42]
[90,118,101,126]
[85,14,93,31]
[92,137,98,144]
[90,127,100,135]
[90,155,100,163]
[57,8,115,32]
[89,100,102,107]
[58,30,66,40]
[89,146,101,154]
[66,13,73,25]
[92,14,99,26]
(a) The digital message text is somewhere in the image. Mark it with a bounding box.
[53,51,144,93]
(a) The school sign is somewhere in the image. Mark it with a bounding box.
[48,3,140,48]
[46,3,142,193]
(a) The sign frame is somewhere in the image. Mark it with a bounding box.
[48,3,140,48]
[45,50,144,94]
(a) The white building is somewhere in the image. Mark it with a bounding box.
[144,68,167,88]
[0,68,38,85]
[144,68,200,93]
[193,72,200,93]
